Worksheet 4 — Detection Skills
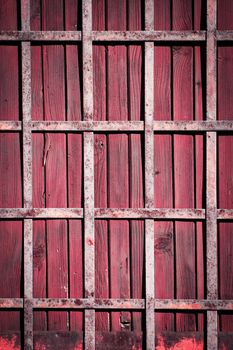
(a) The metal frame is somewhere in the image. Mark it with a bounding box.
[0,0,232,349]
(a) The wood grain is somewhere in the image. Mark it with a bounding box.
[0,133,22,331]
[93,0,109,332]
[218,0,233,30]
[173,0,196,332]
[107,0,130,332]
[194,0,205,332]
[218,3,233,329]
[154,0,174,332]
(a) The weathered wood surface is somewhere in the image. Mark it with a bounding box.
[218,0,233,333]
[0,0,232,349]
[0,0,22,334]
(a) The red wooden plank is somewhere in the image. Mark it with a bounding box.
[107,0,131,332]
[65,0,83,331]
[154,0,174,333]
[68,135,83,330]
[173,0,196,332]
[40,1,69,332]
[108,135,130,331]
[33,220,47,331]
[0,222,22,332]
[45,135,68,330]
[194,0,205,332]
[128,0,144,333]
[172,0,193,31]
[65,0,81,31]
[33,134,47,331]
[94,132,109,331]
[0,132,22,331]
[0,46,19,121]
[41,1,65,121]
[154,132,174,332]
[30,0,41,30]
[154,0,170,30]
[93,0,109,332]
[0,0,18,30]
[218,0,233,30]
[218,12,233,328]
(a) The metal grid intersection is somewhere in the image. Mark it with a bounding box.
[0,0,232,349]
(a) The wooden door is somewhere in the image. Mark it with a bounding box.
[0,0,233,349]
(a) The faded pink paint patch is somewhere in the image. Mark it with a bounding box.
[156,336,204,350]
[0,336,20,350]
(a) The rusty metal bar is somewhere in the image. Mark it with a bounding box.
[206,1,218,349]
[95,208,205,219]
[2,208,233,220]
[0,208,83,218]
[21,0,33,348]
[1,120,233,132]
[24,220,33,350]
[145,2,155,349]
[22,43,32,208]
[92,30,206,42]
[0,297,233,311]
[0,30,205,42]
[217,31,233,41]
[29,120,233,131]
[0,299,24,308]
[0,121,22,130]
[0,29,232,42]
[83,0,95,349]
[153,120,233,131]
[32,298,233,310]
[0,31,82,41]
[33,298,145,309]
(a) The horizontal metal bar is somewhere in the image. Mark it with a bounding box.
[92,30,206,41]
[0,121,22,130]
[217,31,233,41]
[154,120,233,131]
[0,298,23,308]
[154,299,233,310]
[1,120,233,132]
[218,209,233,220]
[0,30,205,42]
[0,30,232,43]
[95,208,205,219]
[31,121,144,131]
[0,31,82,41]
[0,298,232,311]
[0,208,83,218]
[1,208,233,220]
[33,298,145,309]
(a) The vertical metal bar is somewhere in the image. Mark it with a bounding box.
[82,0,95,349]
[21,1,33,349]
[145,1,155,349]
[24,219,33,350]
[206,1,218,349]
